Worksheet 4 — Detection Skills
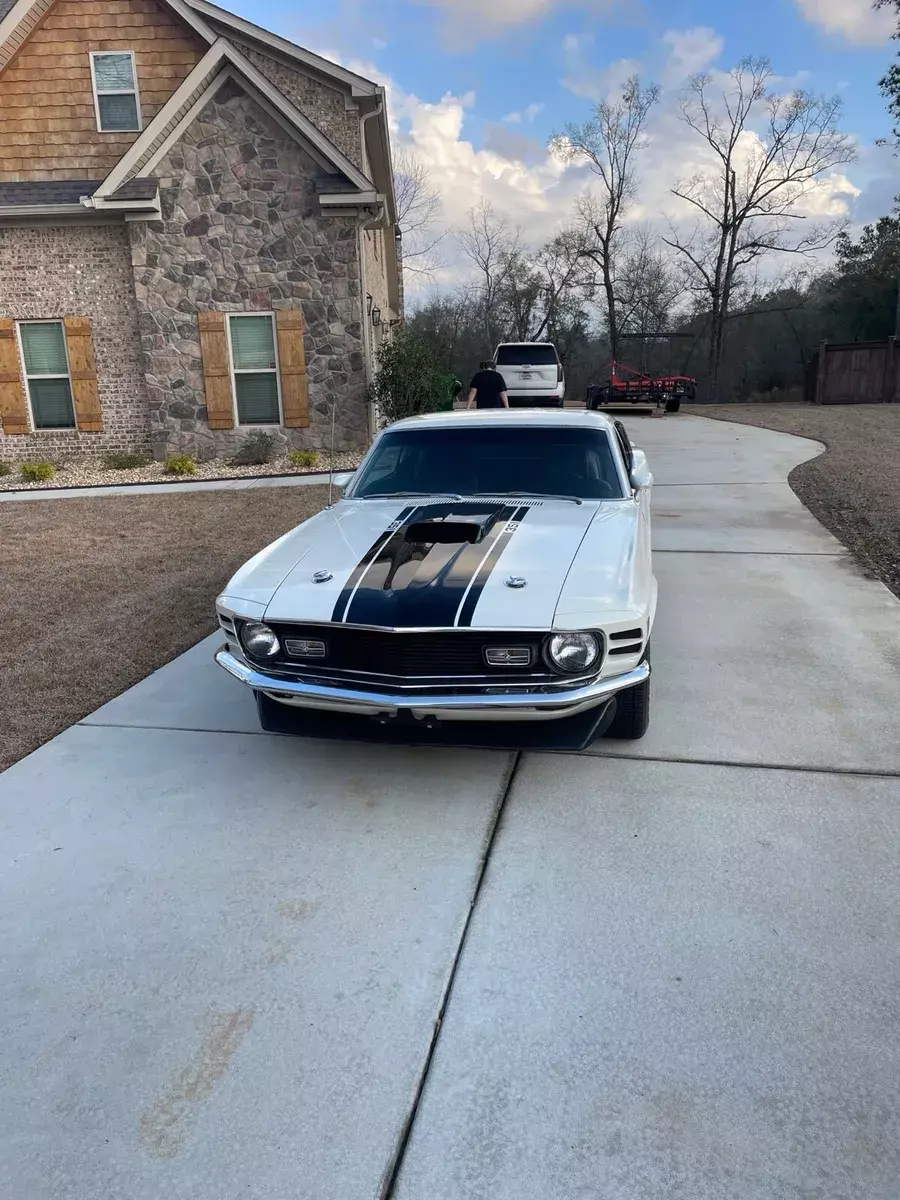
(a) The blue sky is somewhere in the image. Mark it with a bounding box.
[217,0,899,277]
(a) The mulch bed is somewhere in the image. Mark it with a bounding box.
[689,404,900,601]
[0,485,329,772]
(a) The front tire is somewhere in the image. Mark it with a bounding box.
[665,396,681,413]
[604,650,650,739]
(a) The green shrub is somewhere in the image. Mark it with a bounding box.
[102,452,152,470]
[289,449,320,469]
[368,330,456,427]
[0,462,11,477]
[230,431,277,466]
[163,454,197,476]
[21,462,55,482]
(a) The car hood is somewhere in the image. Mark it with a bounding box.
[225,497,640,630]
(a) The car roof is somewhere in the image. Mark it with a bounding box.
[386,409,619,433]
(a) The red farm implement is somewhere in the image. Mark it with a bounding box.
[586,361,697,414]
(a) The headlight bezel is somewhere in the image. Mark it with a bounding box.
[239,620,281,662]
[543,630,602,675]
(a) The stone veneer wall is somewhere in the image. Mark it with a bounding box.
[234,43,363,171]
[129,79,368,460]
[0,223,152,461]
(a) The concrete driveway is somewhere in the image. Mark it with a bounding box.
[2,415,899,1199]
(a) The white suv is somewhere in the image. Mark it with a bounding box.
[494,342,565,407]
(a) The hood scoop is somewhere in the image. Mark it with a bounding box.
[405,516,493,545]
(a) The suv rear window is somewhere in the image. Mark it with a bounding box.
[495,344,558,366]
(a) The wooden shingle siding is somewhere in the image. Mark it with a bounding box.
[0,0,205,181]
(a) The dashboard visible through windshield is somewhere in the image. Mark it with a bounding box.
[350,426,627,501]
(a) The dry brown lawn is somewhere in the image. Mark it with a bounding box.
[0,485,329,772]
[690,404,900,601]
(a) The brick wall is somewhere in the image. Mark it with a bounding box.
[0,222,152,461]
[234,42,363,171]
[129,79,368,459]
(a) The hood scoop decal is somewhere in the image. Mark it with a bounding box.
[405,516,493,545]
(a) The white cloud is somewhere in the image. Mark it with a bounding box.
[319,42,864,298]
[502,102,545,124]
[793,0,894,45]
[372,37,388,50]
[561,31,643,102]
[661,27,724,83]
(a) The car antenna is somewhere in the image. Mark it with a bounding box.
[328,390,337,506]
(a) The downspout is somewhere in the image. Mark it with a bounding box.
[359,97,384,179]
[358,96,385,439]
[358,205,384,440]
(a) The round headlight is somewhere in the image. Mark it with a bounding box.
[240,621,280,660]
[546,632,600,674]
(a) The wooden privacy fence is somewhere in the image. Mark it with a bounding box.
[805,338,900,404]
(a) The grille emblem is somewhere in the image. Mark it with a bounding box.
[284,638,327,658]
[312,570,333,583]
[505,576,527,589]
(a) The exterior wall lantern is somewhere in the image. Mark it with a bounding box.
[371,306,382,328]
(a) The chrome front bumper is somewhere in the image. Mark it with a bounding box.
[215,647,649,722]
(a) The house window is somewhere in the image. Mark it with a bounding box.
[90,51,142,132]
[227,314,281,425]
[17,321,76,429]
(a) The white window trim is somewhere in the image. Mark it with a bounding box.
[225,312,284,428]
[15,320,76,433]
[89,50,142,133]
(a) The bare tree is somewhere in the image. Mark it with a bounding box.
[500,227,593,345]
[393,146,445,279]
[550,76,660,363]
[454,200,520,349]
[615,225,684,341]
[664,57,854,397]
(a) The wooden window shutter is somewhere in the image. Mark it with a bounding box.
[63,316,102,431]
[275,308,310,428]
[198,311,234,429]
[0,318,29,435]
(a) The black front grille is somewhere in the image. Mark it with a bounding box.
[268,623,550,682]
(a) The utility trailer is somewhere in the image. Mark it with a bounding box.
[586,361,697,414]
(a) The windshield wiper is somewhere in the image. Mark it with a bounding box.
[470,490,583,506]
[358,491,464,500]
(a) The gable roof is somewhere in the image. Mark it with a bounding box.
[0,0,394,221]
[92,38,380,208]
[184,0,379,97]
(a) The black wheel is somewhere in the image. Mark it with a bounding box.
[604,648,650,740]
[665,396,681,413]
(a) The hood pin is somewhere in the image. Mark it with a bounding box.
[505,576,527,589]
[312,570,333,583]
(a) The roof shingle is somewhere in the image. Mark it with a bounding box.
[0,179,102,206]
[0,177,158,208]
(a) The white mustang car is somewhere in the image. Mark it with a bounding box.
[215,410,656,749]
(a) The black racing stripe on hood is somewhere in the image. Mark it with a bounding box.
[331,504,419,623]
[339,501,522,629]
[456,504,530,627]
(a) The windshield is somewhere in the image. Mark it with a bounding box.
[351,426,626,501]
[495,344,558,366]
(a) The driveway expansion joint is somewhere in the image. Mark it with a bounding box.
[378,752,522,1200]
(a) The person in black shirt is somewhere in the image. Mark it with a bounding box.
[466,360,509,409]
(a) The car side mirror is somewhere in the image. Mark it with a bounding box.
[332,472,354,489]
[630,464,653,491]
[629,450,652,491]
